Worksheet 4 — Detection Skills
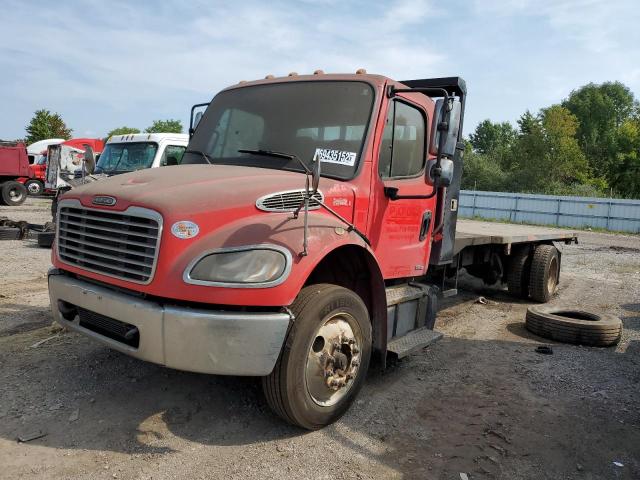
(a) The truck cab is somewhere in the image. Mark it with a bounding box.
[47,72,472,429]
[93,133,189,175]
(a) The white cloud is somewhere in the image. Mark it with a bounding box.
[0,0,445,138]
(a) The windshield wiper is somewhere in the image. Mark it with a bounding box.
[185,149,214,165]
[238,149,311,174]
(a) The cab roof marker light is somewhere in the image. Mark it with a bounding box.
[313,70,324,75]
[356,68,367,74]
[288,72,298,77]
[265,74,275,79]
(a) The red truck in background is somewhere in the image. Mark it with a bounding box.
[0,142,30,206]
[48,72,576,429]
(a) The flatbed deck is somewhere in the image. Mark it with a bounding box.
[454,219,578,255]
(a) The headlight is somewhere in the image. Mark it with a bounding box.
[184,245,291,287]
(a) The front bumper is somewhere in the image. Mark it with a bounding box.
[48,269,291,375]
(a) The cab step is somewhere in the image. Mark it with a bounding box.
[387,327,443,358]
[385,284,426,306]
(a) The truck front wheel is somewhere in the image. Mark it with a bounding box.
[263,284,372,430]
[25,179,44,196]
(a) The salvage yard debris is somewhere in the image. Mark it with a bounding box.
[17,431,47,443]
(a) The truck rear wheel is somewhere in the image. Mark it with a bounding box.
[529,244,559,303]
[262,284,372,430]
[1,181,27,206]
[506,247,531,298]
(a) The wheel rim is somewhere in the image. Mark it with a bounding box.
[305,312,363,407]
[547,256,559,294]
[27,182,41,194]
[9,187,24,202]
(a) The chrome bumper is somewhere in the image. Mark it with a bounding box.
[48,269,291,375]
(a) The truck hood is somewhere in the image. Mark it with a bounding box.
[66,164,351,216]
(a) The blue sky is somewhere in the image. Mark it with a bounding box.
[1,0,638,140]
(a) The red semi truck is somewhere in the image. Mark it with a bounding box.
[0,142,30,206]
[48,73,577,429]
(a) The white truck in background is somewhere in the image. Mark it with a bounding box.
[93,133,189,176]
[48,133,189,220]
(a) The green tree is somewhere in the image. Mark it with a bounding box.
[145,119,183,134]
[562,82,638,179]
[107,126,140,137]
[611,118,640,197]
[468,119,517,155]
[25,109,72,144]
[509,107,600,194]
[461,142,509,191]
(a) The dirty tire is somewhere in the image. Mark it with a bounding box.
[0,227,21,240]
[262,284,372,430]
[526,306,622,346]
[506,247,531,298]
[1,181,27,206]
[25,179,44,196]
[529,244,559,303]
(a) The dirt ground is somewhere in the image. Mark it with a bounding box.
[1,197,639,480]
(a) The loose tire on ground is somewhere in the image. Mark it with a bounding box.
[25,179,44,196]
[0,227,21,240]
[506,246,531,298]
[262,284,372,430]
[529,244,559,302]
[1,181,28,206]
[526,305,622,347]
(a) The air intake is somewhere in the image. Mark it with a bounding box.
[256,189,324,212]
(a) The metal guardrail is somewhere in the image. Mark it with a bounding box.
[459,190,640,233]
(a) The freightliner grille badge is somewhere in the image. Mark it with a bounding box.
[92,195,117,206]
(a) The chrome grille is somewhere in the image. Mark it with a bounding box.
[57,202,162,284]
[256,189,324,212]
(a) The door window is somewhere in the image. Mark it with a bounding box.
[378,101,426,179]
[160,145,187,166]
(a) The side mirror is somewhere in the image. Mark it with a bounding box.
[189,103,209,137]
[429,98,461,158]
[83,145,96,175]
[426,158,454,187]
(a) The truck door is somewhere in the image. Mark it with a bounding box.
[369,95,436,279]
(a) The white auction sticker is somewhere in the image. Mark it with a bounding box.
[314,148,357,167]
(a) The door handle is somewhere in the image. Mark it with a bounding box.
[419,211,432,241]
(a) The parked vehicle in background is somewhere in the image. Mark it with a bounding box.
[45,138,105,191]
[93,133,189,175]
[48,133,188,220]
[0,141,29,206]
[23,154,49,195]
[27,138,65,165]
[48,72,576,429]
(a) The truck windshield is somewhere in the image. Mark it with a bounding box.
[96,142,158,174]
[183,81,374,179]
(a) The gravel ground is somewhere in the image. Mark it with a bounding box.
[0,197,639,479]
